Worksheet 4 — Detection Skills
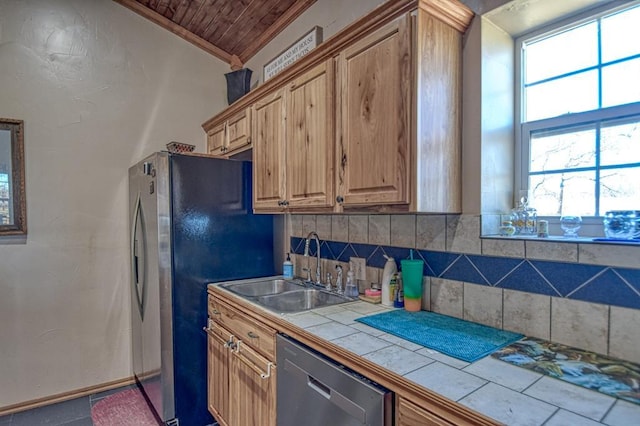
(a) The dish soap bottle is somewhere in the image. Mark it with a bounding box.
[381,255,397,306]
[283,253,294,279]
[345,269,358,298]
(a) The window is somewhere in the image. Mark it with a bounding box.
[0,173,10,224]
[518,3,640,217]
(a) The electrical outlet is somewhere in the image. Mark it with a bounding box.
[350,257,366,280]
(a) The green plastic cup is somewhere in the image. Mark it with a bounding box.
[401,259,424,312]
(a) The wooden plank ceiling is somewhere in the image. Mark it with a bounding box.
[114,0,317,68]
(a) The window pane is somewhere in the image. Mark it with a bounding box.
[530,171,595,216]
[525,71,598,121]
[601,119,640,166]
[601,5,640,63]
[530,128,595,172]
[0,174,9,224]
[602,58,640,108]
[524,22,597,84]
[600,167,640,212]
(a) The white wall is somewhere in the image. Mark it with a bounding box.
[0,0,228,408]
[244,0,386,87]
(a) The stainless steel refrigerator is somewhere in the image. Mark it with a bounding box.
[129,152,277,425]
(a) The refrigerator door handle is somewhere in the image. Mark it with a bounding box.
[131,194,146,319]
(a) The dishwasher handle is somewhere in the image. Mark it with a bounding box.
[308,376,331,399]
[284,359,367,423]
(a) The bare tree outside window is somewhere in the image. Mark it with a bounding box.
[518,3,640,217]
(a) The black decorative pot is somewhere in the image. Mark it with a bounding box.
[225,68,252,105]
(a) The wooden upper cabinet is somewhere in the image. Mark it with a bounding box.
[252,60,335,212]
[202,0,471,213]
[336,16,411,208]
[413,9,463,213]
[206,108,252,156]
[226,108,252,153]
[207,123,227,155]
[253,88,286,210]
[285,59,335,209]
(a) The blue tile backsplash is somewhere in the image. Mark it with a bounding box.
[290,237,640,310]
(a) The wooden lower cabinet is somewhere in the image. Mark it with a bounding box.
[229,342,276,426]
[207,297,277,426]
[207,322,230,426]
[397,396,471,426]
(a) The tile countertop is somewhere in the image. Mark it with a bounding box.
[275,300,640,426]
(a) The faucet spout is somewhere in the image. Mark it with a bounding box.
[303,231,322,286]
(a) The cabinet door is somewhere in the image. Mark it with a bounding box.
[206,322,231,426]
[253,88,286,210]
[285,59,335,208]
[337,15,411,207]
[285,59,335,209]
[397,397,456,426]
[207,123,227,156]
[226,108,252,154]
[229,341,276,426]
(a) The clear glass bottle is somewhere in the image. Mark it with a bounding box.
[511,194,537,235]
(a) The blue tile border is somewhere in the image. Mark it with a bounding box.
[290,237,640,310]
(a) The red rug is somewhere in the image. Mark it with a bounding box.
[91,388,161,426]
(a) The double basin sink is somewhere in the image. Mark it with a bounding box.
[218,276,354,314]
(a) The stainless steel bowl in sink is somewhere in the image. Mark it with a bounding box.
[220,278,303,297]
[216,276,355,313]
[257,289,351,313]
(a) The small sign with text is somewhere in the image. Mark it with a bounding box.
[263,27,323,81]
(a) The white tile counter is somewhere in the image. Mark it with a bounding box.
[278,300,640,426]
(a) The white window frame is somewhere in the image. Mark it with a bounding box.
[515,1,640,230]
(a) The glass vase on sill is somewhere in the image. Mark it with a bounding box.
[560,215,582,238]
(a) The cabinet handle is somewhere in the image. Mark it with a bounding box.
[231,341,273,379]
[336,195,344,204]
[247,331,259,339]
[282,200,289,206]
[203,323,234,343]
[211,309,220,315]
[247,136,252,145]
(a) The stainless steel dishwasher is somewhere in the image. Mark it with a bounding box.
[276,334,393,426]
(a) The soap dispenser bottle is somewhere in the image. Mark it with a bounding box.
[345,268,358,298]
[381,255,397,306]
[283,253,294,279]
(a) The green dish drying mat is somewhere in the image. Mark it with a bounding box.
[356,310,524,363]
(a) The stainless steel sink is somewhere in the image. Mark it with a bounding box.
[216,276,354,313]
[257,289,350,313]
[220,278,303,297]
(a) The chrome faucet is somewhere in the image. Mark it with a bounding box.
[303,231,322,286]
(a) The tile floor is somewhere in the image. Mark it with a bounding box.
[0,384,138,426]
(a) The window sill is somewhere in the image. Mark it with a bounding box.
[482,234,640,246]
